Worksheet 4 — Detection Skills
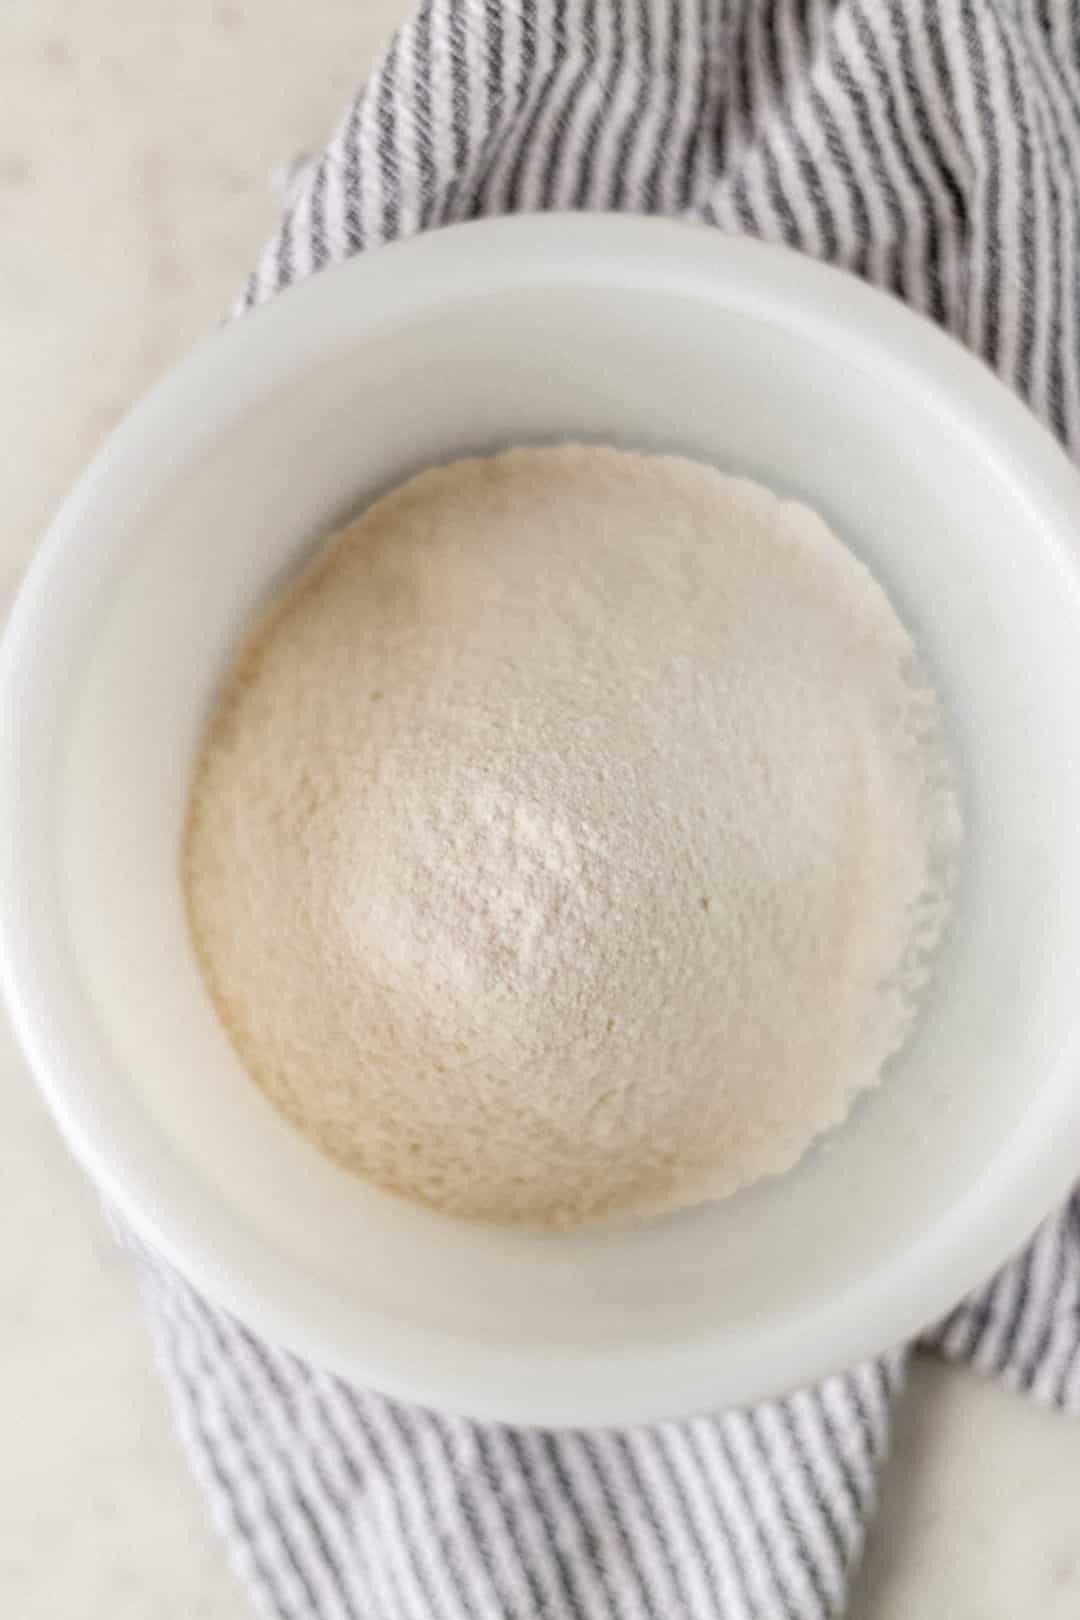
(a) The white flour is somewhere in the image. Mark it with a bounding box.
[184,447,959,1227]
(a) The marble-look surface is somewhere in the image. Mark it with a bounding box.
[3,3,1079,1616]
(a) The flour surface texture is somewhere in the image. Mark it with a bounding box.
[184,447,956,1227]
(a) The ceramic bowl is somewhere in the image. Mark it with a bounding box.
[3,214,1080,1425]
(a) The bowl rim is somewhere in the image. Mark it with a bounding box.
[4,211,1080,1426]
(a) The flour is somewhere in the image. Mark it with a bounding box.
[184,447,959,1227]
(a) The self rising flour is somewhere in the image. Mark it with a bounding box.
[184,447,958,1227]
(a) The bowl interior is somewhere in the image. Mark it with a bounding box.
[9,218,1080,1424]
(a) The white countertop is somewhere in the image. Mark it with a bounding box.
[3,3,1079,1615]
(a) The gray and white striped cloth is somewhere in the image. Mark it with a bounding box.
[133,2,1080,1615]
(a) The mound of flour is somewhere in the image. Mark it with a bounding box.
[184,447,958,1227]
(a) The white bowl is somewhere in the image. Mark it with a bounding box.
[4,214,1080,1428]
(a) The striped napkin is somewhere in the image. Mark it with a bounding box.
[134,3,1080,1615]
